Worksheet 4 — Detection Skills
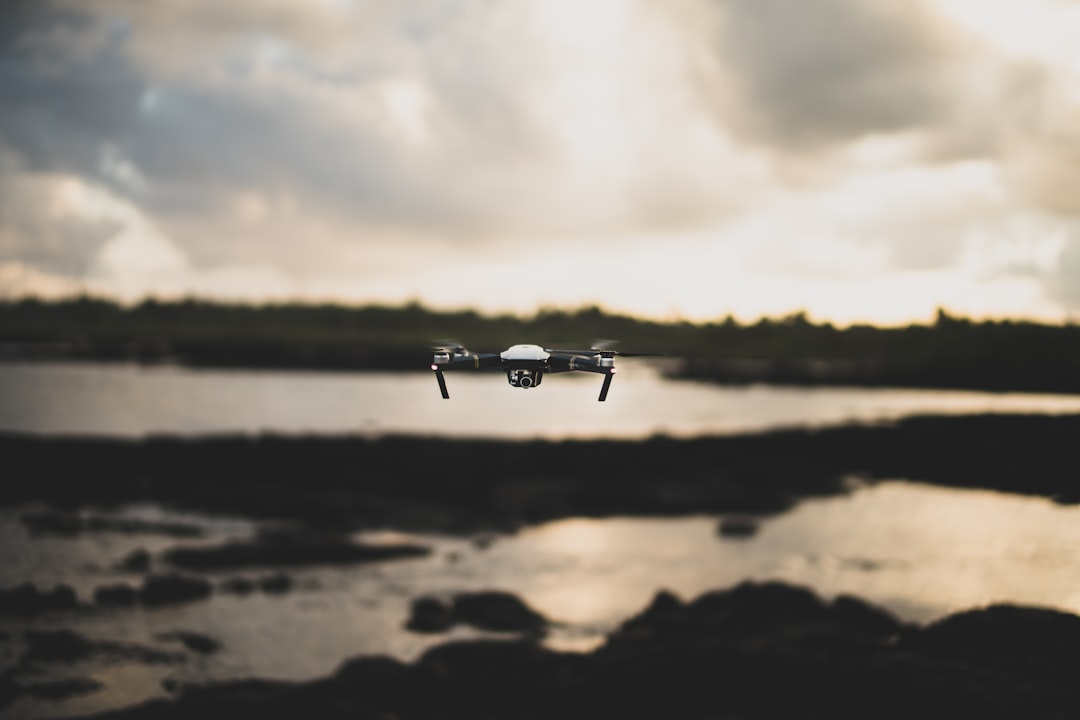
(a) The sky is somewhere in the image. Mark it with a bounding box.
[2,0,1080,326]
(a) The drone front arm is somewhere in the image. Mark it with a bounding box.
[442,353,503,370]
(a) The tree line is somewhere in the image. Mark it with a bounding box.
[3,296,1080,393]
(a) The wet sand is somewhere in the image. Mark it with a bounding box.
[2,412,1079,718]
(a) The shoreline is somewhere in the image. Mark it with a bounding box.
[3,412,1078,534]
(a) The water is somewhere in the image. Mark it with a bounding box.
[3,361,1080,717]
[4,482,1080,718]
[4,360,1080,439]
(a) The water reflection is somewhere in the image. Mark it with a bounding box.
[4,480,1080,718]
[5,360,1080,439]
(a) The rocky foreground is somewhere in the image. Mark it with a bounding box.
[4,414,1080,718]
[42,580,1080,720]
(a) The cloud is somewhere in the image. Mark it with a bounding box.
[706,0,958,151]
[1,0,1079,322]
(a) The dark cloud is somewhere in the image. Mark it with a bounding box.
[711,0,956,149]
[0,3,145,183]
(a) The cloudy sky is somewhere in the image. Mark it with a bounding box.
[2,0,1079,325]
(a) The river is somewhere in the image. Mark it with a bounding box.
[4,360,1080,439]
[3,361,1080,718]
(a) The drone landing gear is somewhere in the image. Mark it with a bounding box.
[432,366,450,399]
[598,368,615,402]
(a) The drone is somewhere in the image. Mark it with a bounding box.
[430,341,660,402]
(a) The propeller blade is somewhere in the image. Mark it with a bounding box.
[431,338,468,353]
[546,348,665,357]
[545,348,602,356]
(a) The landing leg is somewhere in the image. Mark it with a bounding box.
[434,368,449,399]
[598,370,614,402]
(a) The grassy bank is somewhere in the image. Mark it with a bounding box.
[3,413,1078,533]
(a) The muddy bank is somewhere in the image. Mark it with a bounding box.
[2,413,1077,533]
[52,580,1080,720]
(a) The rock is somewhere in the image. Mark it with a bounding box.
[220,576,256,595]
[902,603,1080,678]
[829,594,903,638]
[0,583,80,617]
[20,509,202,538]
[34,582,1080,720]
[138,574,212,607]
[404,591,549,636]
[20,629,97,664]
[155,631,222,655]
[20,629,185,667]
[163,534,431,571]
[119,548,153,573]
[94,583,139,607]
[718,514,759,538]
[451,591,548,635]
[258,573,293,594]
[405,596,455,633]
[22,676,104,700]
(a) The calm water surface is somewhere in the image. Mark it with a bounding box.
[3,483,1080,719]
[4,360,1080,438]
[3,361,1080,718]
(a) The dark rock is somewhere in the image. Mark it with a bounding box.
[219,577,256,595]
[155,631,222,655]
[20,509,202,538]
[36,582,1080,720]
[405,596,455,633]
[138,574,212,607]
[257,573,293,594]
[20,509,81,536]
[0,583,80,617]
[404,591,549,636]
[829,594,903,638]
[119,548,153,573]
[23,676,104,700]
[20,629,98,664]
[451,591,548,635]
[718,514,759,538]
[163,535,431,571]
[901,603,1080,681]
[20,629,185,667]
[94,583,139,607]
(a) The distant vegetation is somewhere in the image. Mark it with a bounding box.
[3,296,1080,394]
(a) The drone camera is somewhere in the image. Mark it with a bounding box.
[507,368,543,389]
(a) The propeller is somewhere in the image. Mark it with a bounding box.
[546,340,664,357]
[431,338,469,354]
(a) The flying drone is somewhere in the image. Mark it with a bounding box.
[430,341,660,402]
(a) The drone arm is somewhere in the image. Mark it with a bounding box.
[443,353,503,370]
